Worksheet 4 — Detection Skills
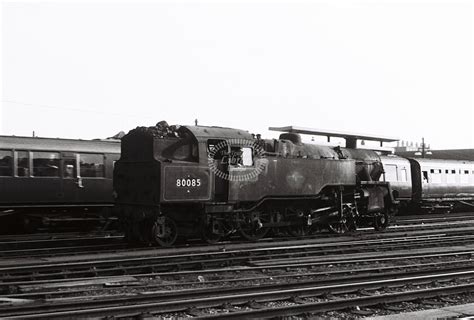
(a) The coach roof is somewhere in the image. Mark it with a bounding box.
[0,135,120,153]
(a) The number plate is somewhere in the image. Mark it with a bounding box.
[163,166,211,201]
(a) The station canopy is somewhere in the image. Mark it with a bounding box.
[269,126,399,149]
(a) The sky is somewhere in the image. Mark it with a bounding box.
[1,0,473,150]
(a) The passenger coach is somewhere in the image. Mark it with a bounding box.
[380,155,474,212]
[0,135,120,231]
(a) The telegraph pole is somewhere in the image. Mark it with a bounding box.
[421,137,426,158]
[417,137,432,158]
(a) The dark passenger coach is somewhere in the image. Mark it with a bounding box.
[0,135,120,231]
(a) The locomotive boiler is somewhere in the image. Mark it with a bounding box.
[114,122,398,246]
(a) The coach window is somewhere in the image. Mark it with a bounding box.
[384,164,398,181]
[32,152,60,177]
[447,169,456,184]
[17,151,29,177]
[400,168,408,182]
[0,150,13,176]
[430,169,442,183]
[63,159,76,178]
[79,154,105,177]
[461,170,469,184]
[422,171,429,182]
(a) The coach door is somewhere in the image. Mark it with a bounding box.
[61,152,80,203]
[207,139,229,202]
[76,153,109,203]
[29,151,62,203]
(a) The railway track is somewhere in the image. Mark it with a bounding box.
[0,230,122,248]
[0,232,126,258]
[2,226,474,282]
[0,222,474,276]
[1,263,473,318]
[1,213,474,318]
[1,212,474,259]
[392,212,474,226]
[3,251,473,299]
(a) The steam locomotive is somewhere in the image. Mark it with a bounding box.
[114,122,402,246]
[0,135,120,232]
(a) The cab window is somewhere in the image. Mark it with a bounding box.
[228,146,254,166]
[241,147,253,166]
[162,138,198,162]
[207,139,228,160]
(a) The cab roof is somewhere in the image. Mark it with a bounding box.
[183,125,253,141]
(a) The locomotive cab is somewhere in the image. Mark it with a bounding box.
[114,123,257,244]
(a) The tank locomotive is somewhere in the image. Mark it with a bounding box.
[114,122,398,246]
